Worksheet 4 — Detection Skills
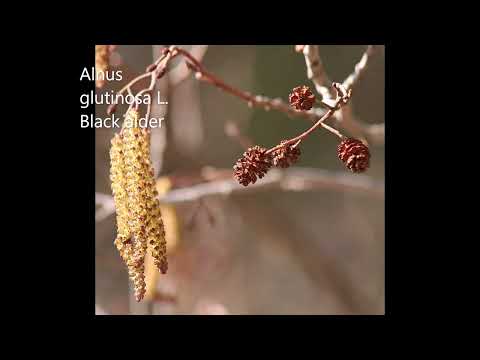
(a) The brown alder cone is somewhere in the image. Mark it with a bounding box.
[289,86,315,111]
[272,141,301,168]
[337,138,370,173]
[233,146,272,186]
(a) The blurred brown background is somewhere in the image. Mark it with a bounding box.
[95,45,385,315]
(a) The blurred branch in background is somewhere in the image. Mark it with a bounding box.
[96,167,384,222]
[300,45,384,145]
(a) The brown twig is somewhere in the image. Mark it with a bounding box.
[180,48,329,123]
[109,45,383,148]
[108,46,333,137]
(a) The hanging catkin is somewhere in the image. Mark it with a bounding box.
[110,108,168,302]
[110,133,132,261]
[138,127,168,274]
[110,128,145,301]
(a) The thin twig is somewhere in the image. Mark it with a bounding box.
[343,45,378,91]
[302,45,333,100]
[181,50,328,123]
[265,83,350,155]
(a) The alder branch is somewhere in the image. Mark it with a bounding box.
[107,45,330,129]
[108,45,382,146]
[265,83,351,154]
[180,50,328,123]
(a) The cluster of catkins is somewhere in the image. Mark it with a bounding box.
[233,85,371,187]
[110,108,167,302]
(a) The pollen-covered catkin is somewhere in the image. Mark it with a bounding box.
[110,134,131,254]
[110,108,169,301]
[122,109,150,301]
[110,131,145,301]
[139,128,168,274]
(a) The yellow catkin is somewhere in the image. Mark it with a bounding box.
[95,45,110,89]
[144,252,157,301]
[110,108,170,302]
[144,177,181,301]
[138,128,168,274]
[110,134,131,246]
[122,109,150,301]
[110,132,145,301]
[156,177,181,255]
[161,204,180,254]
